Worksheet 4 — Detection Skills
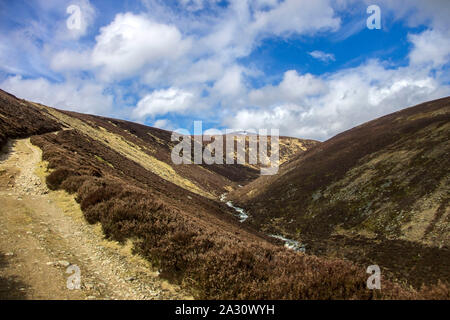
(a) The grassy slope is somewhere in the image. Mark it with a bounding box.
[229,97,450,287]
[31,103,316,197]
[1,88,447,298]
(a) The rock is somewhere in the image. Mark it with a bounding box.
[87,296,96,300]
[125,276,136,282]
[84,283,94,290]
[57,260,70,267]
[5,252,14,256]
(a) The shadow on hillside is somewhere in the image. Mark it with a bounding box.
[306,235,450,289]
[0,251,29,300]
[0,140,15,162]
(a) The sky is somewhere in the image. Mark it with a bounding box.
[1,0,449,140]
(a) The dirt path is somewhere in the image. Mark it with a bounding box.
[0,138,191,300]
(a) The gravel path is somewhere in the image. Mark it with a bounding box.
[0,138,191,300]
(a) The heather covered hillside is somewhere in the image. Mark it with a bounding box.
[2,89,448,299]
[2,0,450,305]
[0,90,61,149]
[229,97,450,287]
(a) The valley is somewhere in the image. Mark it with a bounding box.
[229,97,450,288]
[0,88,448,299]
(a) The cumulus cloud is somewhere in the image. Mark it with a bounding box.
[221,7,450,141]
[91,13,191,80]
[309,50,336,63]
[212,66,245,97]
[50,12,191,78]
[33,0,96,40]
[47,0,343,113]
[225,59,450,140]
[0,75,113,115]
[64,0,96,40]
[132,88,196,120]
[252,0,340,36]
[408,29,450,68]
[153,118,174,131]
[374,0,450,31]
[249,70,328,107]
[2,0,450,142]
[50,50,92,72]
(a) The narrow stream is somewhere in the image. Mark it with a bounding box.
[220,193,306,252]
[267,234,306,253]
[220,193,249,222]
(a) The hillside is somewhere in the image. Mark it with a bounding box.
[0,88,448,299]
[229,97,450,287]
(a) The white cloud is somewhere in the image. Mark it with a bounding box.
[176,57,226,85]
[212,66,245,97]
[222,15,450,140]
[50,50,92,72]
[177,0,222,12]
[34,0,96,40]
[45,0,344,116]
[132,88,196,120]
[153,118,174,131]
[0,75,113,115]
[251,0,341,36]
[373,0,450,31]
[249,70,327,107]
[91,13,191,80]
[408,29,450,68]
[2,0,450,142]
[225,59,450,140]
[309,50,336,63]
[178,0,204,11]
[65,0,96,40]
[252,0,279,10]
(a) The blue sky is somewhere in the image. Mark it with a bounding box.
[1,0,449,140]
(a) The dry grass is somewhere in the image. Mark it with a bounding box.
[30,130,449,299]
[3,89,448,299]
[39,105,212,198]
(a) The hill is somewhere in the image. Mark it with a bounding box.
[229,97,450,287]
[0,88,448,299]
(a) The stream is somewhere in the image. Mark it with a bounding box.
[220,193,306,253]
[267,234,306,253]
[220,193,249,222]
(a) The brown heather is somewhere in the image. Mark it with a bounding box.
[0,89,60,150]
[30,130,448,299]
[1,88,448,299]
[230,97,450,289]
